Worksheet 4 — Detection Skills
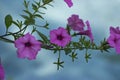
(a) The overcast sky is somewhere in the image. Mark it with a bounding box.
[0,0,120,80]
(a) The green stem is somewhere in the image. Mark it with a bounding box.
[0,25,28,37]
[0,37,14,43]
[58,50,61,59]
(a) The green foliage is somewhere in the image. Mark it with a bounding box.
[21,10,35,25]
[32,3,38,11]
[99,38,110,53]
[42,0,53,4]
[72,42,83,50]
[85,53,91,63]
[83,40,91,48]
[12,20,23,29]
[54,58,64,70]
[23,10,32,16]
[24,18,35,25]
[43,22,49,29]
[5,14,13,29]
[0,0,113,70]
[69,52,78,62]
[36,30,49,44]
[21,0,51,26]
[34,14,44,19]
[64,48,72,55]
[66,25,71,35]
[23,0,30,9]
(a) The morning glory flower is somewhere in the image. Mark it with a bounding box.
[50,27,71,47]
[107,27,120,53]
[79,20,94,42]
[15,33,41,60]
[67,14,85,31]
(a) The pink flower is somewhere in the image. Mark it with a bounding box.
[110,26,120,34]
[64,0,73,8]
[15,33,41,60]
[50,27,71,47]
[0,60,5,80]
[107,27,120,53]
[67,14,93,41]
[79,21,94,42]
[67,14,85,31]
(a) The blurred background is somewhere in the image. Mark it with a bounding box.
[0,0,120,80]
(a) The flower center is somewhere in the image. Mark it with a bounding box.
[25,42,31,47]
[57,35,64,40]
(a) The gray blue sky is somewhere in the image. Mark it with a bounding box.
[0,0,120,80]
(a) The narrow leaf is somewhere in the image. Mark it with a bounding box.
[42,0,53,4]
[34,14,44,19]
[32,4,38,11]
[23,10,32,16]
[64,48,72,55]
[24,18,35,25]
[21,15,29,19]
[36,30,49,43]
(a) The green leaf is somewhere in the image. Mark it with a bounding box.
[5,14,13,29]
[36,30,49,43]
[32,4,38,11]
[66,25,71,35]
[43,22,49,29]
[64,48,72,55]
[41,6,47,9]
[17,20,23,28]
[31,26,36,34]
[21,15,29,19]
[42,0,53,4]
[85,53,91,63]
[34,1,41,7]
[53,58,64,70]
[23,0,30,9]
[72,42,83,50]
[38,11,45,14]
[69,52,78,62]
[73,42,79,47]
[34,14,44,19]
[53,49,58,54]
[83,40,90,48]
[23,10,32,16]
[12,21,19,27]
[24,18,35,25]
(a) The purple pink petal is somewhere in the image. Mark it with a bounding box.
[107,26,120,54]
[64,0,73,7]
[67,14,85,31]
[15,33,41,60]
[50,27,71,47]
[0,61,5,80]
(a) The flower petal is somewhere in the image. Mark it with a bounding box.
[64,0,73,7]
[50,27,71,47]
[68,14,85,31]
[15,33,41,60]
[0,63,4,80]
